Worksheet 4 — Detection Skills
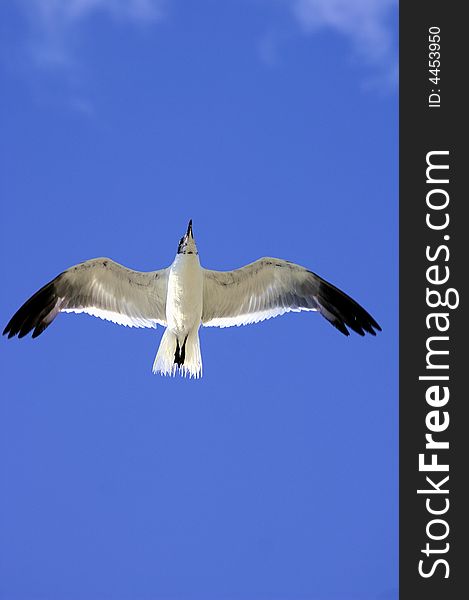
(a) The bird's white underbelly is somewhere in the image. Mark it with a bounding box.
[166,255,203,334]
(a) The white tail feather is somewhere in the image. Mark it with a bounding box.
[152,328,202,379]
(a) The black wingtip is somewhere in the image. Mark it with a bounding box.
[3,279,59,340]
[311,271,381,338]
[330,319,350,337]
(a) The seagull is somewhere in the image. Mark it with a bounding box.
[3,220,381,378]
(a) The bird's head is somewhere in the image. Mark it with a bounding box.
[177,220,198,255]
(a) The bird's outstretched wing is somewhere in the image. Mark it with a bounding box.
[3,258,168,339]
[202,258,381,336]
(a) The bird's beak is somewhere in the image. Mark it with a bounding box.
[186,219,193,238]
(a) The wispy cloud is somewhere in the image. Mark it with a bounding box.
[20,0,165,68]
[7,0,165,112]
[28,0,163,31]
[292,0,397,64]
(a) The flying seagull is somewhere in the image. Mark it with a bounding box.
[3,220,381,378]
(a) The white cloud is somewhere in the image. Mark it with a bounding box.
[291,0,397,64]
[9,0,166,112]
[28,0,163,27]
[19,0,165,69]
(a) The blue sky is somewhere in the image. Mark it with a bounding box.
[0,1,398,599]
